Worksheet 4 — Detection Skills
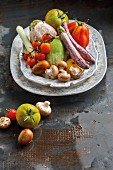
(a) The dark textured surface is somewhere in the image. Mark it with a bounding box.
[0,0,113,169]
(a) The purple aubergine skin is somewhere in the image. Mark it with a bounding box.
[62,21,96,64]
[60,31,89,69]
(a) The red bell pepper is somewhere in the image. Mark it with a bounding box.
[72,21,89,48]
[67,21,78,34]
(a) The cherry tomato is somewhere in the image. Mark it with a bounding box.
[35,52,46,61]
[18,129,33,145]
[6,108,17,121]
[72,21,89,48]
[27,56,37,67]
[67,21,78,33]
[22,50,31,61]
[42,33,53,42]
[40,43,51,54]
[32,40,41,49]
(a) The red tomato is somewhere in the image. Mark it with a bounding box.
[67,21,78,33]
[35,52,46,61]
[18,129,33,145]
[6,108,17,121]
[22,50,31,61]
[27,56,37,67]
[32,40,41,49]
[42,33,53,42]
[40,43,51,54]
[72,22,89,48]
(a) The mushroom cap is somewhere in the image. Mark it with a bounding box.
[0,117,11,129]
[56,61,67,70]
[36,101,52,116]
[58,70,71,82]
[70,66,83,79]
[45,65,59,79]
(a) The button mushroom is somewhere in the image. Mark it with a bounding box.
[36,101,52,116]
[58,70,71,82]
[56,61,67,71]
[0,117,11,129]
[45,65,59,80]
[69,66,83,79]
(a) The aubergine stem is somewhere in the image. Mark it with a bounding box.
[62,21,95,64]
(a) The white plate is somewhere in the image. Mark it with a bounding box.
[19,28,98,88]
[10,24,107,96]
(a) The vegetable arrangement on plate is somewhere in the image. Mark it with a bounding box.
[16,9,96,83]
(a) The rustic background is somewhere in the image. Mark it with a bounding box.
[0,0,113,169]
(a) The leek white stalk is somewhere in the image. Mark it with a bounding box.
[16,26,33,52]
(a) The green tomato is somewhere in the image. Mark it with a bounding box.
[45,9,69,29]
[16,103,41,129]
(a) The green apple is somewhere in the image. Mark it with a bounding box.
[16,103,41,129]
[45,9,69,29]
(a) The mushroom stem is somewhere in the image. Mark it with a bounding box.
[44,101,50,106]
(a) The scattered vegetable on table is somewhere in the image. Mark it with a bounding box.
[18,129,33,145]
[16,103,41,129]
[0,117,11,129]
[0,100,52,145]
[6,108,17,121]
[36,101,52,116]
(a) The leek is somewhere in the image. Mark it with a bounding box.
[16,25,33,52]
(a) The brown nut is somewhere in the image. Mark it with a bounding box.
[56,61,67,71]
[36,101,51,116]
[0,117,11,129]
[45,65,59,79]
[70,66,83,79]
[58,70,71,82]
[32,60,50,75]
